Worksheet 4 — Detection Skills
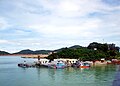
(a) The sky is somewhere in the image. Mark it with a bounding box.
[0,0,120,53]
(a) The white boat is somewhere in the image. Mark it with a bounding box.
[41,60,66,69]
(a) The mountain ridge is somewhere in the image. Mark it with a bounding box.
[0,42,119,55]
[0,45,83,55]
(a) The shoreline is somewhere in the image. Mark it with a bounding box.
[0,54,49,58]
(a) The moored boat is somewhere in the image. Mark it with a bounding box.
[42,60,66,69]
[18,62,36,68]
[72,61,90,68]
[18,63,30,68]
[79,62,90,68]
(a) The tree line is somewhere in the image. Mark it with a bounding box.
[47,42,120,61]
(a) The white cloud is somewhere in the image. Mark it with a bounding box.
[58,0,79,12]
[28,17,101,39]
[0,17,11,30]
[0,0,120,52]
[0,40,9,44]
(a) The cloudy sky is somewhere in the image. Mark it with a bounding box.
[0,0,120,53]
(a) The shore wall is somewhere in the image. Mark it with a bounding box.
[21,54,49,58]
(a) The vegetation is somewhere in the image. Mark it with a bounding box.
[47,42,120,61]
[0,50,10,55]
[0,42,120,60]
[0,49,52,55]
[13,49,52,54]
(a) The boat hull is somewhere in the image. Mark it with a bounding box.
[79,66,90,68]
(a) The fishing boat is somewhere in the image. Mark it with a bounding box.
[72,61,90,68]
[42,60,66,69]
[79,62,90,68]
[18,62,36,68]
[18,63,30,68]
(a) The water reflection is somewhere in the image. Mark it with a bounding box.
[48,69,56,80]
[93,65,117,86]
[0,56,118,86]
[34,65,117,86]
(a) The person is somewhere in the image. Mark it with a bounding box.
[37,55,41,65]
[38,55,40,61]
[23,60,26,66]
[24,60,26,64]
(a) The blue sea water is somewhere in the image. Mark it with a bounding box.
[0,56,118,86]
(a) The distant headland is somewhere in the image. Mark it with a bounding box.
[0,42,120,60]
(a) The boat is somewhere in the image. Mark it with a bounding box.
[18,62,36,68]
[50,62,65,69]
[18,63,30,68]
[72,61,90,68]
[42,60,66,69]
[79,62,90,68]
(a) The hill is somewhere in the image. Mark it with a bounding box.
[0,42,119,56]
[69,45,83,49]
[34,50,52,54]
[0,50,10,55]
[54,45,84,52]
[13,49,34,54]
[13,49,52,55]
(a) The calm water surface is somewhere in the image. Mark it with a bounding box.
[0,56,118,86]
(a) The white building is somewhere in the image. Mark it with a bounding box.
[54,59,78,64]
